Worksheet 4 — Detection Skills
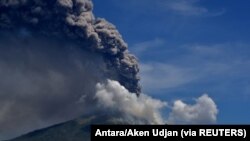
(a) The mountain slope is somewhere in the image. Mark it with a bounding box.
[8,116,100,141]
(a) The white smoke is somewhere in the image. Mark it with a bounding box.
[94,80,218,125]
[168,94,218,124]
[95,79,167,124]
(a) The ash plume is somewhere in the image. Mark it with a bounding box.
[0,0,140,94]
[0,0,141,140]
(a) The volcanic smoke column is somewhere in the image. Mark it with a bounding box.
[0,0,142,140]
[0,0,141,94]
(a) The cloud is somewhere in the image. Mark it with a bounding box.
[168,94,218,124]
[137,42,250,94]
[95,79,167,124]
[140,63,197,92]
[165,0,225,17]
[167,0,208,16]
[131,38,165,55]
[104,0,225,18]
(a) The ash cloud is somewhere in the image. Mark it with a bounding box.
[0,0,140,94]
[0,0,140,140]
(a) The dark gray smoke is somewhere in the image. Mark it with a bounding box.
[0,0,140,94]
[0,0,141,140]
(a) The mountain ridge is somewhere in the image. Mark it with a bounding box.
[7,116,101,141]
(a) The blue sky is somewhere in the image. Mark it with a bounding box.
[93,0,250,124]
